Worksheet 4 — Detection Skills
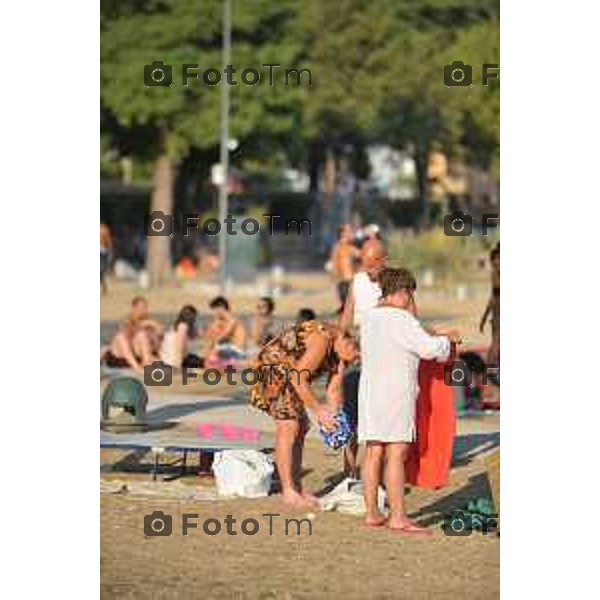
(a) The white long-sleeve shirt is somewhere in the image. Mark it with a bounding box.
[352,271,382,327]
[358,306,451,442]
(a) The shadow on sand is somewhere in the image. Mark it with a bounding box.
[145,397,247,423]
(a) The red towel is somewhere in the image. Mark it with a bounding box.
[406,359,456,489]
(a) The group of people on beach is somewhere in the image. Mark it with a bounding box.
[100,286,326,375]
[249,235,468,534]
[101,222,499,535]
[101,294,277,374]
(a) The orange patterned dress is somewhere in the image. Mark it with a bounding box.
[249,321,337,421]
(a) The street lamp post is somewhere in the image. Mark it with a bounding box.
[218,0,231,293]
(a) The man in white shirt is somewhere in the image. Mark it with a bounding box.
[337,238,387,478]
[339,239,387,332]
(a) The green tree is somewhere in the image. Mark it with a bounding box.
[377,0,499,228]
[101,0,305,286]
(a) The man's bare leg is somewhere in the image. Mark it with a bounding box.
[385,442,430,533]
[362,441,387,526]
[276,418,312,508]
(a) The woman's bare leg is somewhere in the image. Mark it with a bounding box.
[362,442,387,525]
[293,417,308,489]
[385,442,429,533]
[276,418,311,507]
[293,417,318,505]
[384,442,409,523]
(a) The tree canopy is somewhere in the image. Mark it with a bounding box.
[101,0,499,281]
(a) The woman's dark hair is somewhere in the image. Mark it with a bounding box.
[259,296,275,315]
[459,351,487,375]
[378,267,417,297]
[209,296,230,311]
[490,243,500,260]
[331,332,359,367]
[297,308,316,323]
[174,305,197,334]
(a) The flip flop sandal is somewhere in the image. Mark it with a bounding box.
[387,524,433,536]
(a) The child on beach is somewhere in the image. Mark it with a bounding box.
[359,268,460,534]
[322,335,361,478]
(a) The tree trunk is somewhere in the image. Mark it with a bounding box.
[414,149,430,232]
[147,150,174,288]
[323,145,336,197]
[308,141,321,193]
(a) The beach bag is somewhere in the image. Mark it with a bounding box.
[212,450,274,498]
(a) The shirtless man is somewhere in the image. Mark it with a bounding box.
[101,297,163,373]
[204,296,247,358]
[330,224,358,309]
[100,223,113,294]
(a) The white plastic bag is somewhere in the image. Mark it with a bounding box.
[319,477,386,515]
[212,450,274,498]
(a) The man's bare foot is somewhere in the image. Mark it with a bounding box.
[387,516,432,535]
[281,489,315,509]
[364,512,388,528]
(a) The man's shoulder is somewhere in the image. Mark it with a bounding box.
[365,306,413,321]
[353,270,369,283]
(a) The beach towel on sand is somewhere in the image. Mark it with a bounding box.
[406,359,456,489]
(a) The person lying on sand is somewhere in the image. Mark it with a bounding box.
[101,296,163,374]
[249,319,357,509]
[160,305,202,370]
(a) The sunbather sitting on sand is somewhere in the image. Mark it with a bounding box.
[160,305,202,369]
[250,296,277,347]
[204,296,247,362]
[101,296,163,373]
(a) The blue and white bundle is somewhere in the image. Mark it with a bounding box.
[319,410,355,450]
